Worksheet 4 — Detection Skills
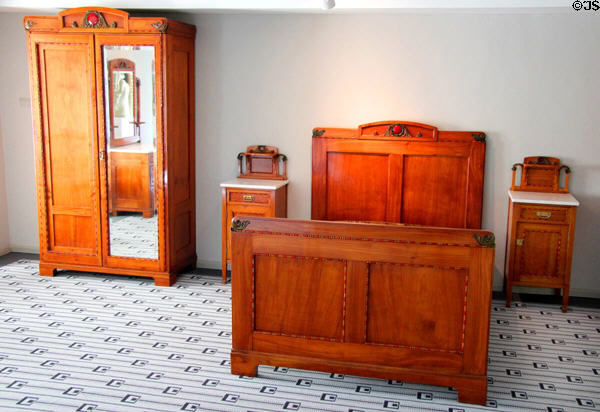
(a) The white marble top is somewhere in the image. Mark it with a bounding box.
[508,190,579,206]
[109,143,155,154]
[220,178,289,190]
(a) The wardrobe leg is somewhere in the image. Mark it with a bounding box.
[39,264,56,277]
[154,273,176,287]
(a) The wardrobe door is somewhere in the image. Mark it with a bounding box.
[27,33,102,266]
[94,34,163,272]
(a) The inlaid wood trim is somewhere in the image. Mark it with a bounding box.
[462,270,469,351]
[243,229,489,249]
[342,259,347,341]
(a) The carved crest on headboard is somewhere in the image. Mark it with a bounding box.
[82,10,112,28]
[359,121,437,140]
[384,123,423,138]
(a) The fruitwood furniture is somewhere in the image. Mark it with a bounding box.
[231,217,495,405]
[312,121,486,229]
[108,147,155,218]
[238,145,287,180]
[220,179,288,283]
[505,156,577,312]
[511,156,571,193]
[503,191,578,312]
[24,7,196,286]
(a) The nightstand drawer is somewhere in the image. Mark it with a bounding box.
[518,205,568,223]
[228,190,270,205]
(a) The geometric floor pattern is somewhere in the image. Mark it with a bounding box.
[109,214,158,260]
[0,259,598,411]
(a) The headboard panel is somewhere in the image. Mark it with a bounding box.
[312,121,486,229]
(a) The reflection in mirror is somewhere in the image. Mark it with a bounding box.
[103,45,158,260]
[108,59,140,146]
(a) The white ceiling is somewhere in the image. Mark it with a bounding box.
[0,0,572,14]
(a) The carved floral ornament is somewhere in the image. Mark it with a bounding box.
[24,20,36,31]
[231,220,250,232]
[152,21,169,33]
[312,129,325,138]
[472,133,486,142]
[474,233,495,248]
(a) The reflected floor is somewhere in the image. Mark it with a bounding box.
[109,213,158,260]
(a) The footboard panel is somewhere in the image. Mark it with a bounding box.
[231,217,494,405]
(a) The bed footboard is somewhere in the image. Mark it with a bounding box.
[230,217,495,405]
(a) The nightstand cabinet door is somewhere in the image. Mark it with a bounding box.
[513,222,568,284]
[504,198,577,313]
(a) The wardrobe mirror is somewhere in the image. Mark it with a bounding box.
[102,45,158,260]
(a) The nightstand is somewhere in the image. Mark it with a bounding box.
[220,178,288,283]
[504,190,579,312]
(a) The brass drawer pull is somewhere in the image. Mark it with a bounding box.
[243,194,254,202]
[536,211,552,219]
[516,239,524,246]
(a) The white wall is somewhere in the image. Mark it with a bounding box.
[187,12,600,296]
[0,13,38,254]
[0,119,9,255]
[0,11,598,295]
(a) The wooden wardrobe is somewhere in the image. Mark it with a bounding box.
[24,7,196,286]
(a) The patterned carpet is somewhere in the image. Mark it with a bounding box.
[109,214,158,260]
[0,259,598,412]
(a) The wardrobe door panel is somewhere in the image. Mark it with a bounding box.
[30,34,101,265]
[164,34,196,267]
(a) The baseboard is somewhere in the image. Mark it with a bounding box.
[569,288,600,299]
[494,285,600,299]
[9,246,40,254]
[4,252,223,271]
[196,258,221,271]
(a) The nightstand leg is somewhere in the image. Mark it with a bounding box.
[561,288,569,313]
[505,280,513,308]
[222,259,228,284]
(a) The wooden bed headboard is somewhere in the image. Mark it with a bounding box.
[312,121,486,229]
